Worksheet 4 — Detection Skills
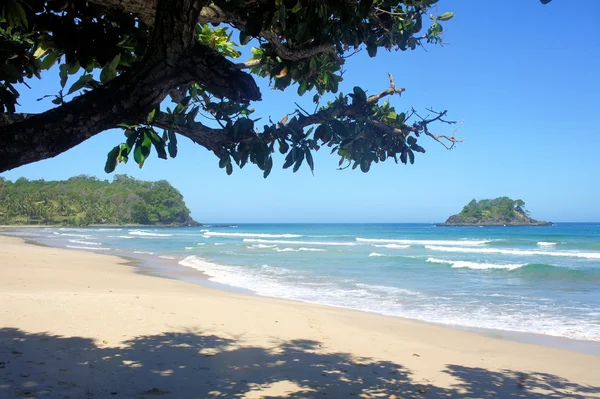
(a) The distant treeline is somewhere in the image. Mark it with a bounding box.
[0,175,197,226]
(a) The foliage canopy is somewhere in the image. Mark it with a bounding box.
[0,175,196,226]
[0,0,549,175]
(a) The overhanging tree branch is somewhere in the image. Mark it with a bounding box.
[0,0,260,173]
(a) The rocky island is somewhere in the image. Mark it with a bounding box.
[0,175,199,226]
[437,197,551,227]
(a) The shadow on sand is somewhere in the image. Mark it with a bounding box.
[1,328,597,398]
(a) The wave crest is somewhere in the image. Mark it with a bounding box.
[425,245,600,259]
[244,238,357,246]
[204,231,302,238]
[357,238,490,246]
[426,257,525,270]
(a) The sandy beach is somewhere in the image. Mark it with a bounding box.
[1,235,599,398]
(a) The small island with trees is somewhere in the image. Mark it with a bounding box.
[437,197,551,227]
[0,175,199,226]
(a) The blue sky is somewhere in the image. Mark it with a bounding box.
[2,0,599,223]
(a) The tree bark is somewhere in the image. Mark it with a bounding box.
[0,0,260,173]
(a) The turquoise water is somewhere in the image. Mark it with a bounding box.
[15,223,600,342]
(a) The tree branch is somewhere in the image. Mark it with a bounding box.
[85,0,233,26]
[258,30,337,62]
[0,0,260,173]
[152,112,231,157]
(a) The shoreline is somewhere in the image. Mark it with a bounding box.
[4,229,600,355]
[1,235,599,398]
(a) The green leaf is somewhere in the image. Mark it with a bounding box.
[298,79,308,96]
[292,148,304,172]
[279,140,289,154]
[438,12,454,21]
[360,159,370,173]
[329,120,348,139]
[279,4,286,31]
[411,144,426,153]
[283,150,295,169]
[100,54,121,84]
[408,149,415,164]
[305,148,314,174]
[40,52,59,70]
[133,133,152,167]
[290,1,302,13]
[234,118,254,137]
[67,74,93,95]
[148,130,167,160]
[239,31,252,45]
[407,136,417,146]
[263,156,273,178]
[352,86,367,102]
[366,41,377,58]
[67,61,80,75]
[59,64,69,88]
[147,108,157,124]
[167,129,178,158]
[104,146,120,173]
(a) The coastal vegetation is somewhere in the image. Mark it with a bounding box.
[1,2,559,175]
[440,197,551,226]
[0,175,197,226]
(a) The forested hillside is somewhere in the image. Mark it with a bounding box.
[0,175,198,226]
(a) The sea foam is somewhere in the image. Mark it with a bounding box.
[426,257,525,270]
[357,238,490,246]
[66,245,110,251]
[203,231,302,238]
[369,252,387,257]
[274,247,326,252]
[68,239,102,246]
[129,230,173,237]
[244,238,357,246]
[424,245,600,259]
[372,244,411,249]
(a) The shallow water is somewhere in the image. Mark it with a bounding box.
[12,223,600,342]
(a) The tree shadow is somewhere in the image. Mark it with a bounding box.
[0,327,598,398]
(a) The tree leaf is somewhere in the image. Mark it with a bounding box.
[352,86,366,102]
[59,64,69,88]
[408,148,415,164]
[148,130,167,159]
[67,74,93,95]
[293,147,305,172]
[263,156,273,178]
[283,150,295,169]
[279,139,289,154]
[360,159,370,173]
[239,31,252,45]
[400,149,407,164]
[40,52,60,70]
[104,146,120,173]
[167,129,178,158]
[438,12,454,21]
[100,54,121,84]
[305,148,314,174]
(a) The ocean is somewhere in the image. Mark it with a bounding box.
[10,223,600,343]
